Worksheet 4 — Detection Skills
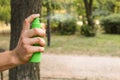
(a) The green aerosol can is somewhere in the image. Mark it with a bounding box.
[29,17,42,62]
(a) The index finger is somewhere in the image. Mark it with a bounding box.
[26,14,40,23]
[23,14,40,30]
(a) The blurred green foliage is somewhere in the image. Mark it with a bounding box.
[1,0,120,35]
[93,0,117,17]
[51,14,77,35]
[59,17,77,35]
[73,0,85,16]
[0,0,10,24]
[81,25,97,37]
[0,0,120,22]
[101,14,120,34]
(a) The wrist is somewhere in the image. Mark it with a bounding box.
[10,50,23,65]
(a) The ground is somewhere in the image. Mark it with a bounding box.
[2,54,120,80]
[40,54,120,80]
[1,29,120,80]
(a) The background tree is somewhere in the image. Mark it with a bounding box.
[84,0,93,26]
[93,0,117,17]
[80,0,96,37]
[42,0,52,46]
[73,0,85,17]
[42,0,63,46]
[0,0,10,25]
[9,0,42,80]
[46,0,51,47]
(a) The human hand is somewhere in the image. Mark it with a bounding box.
[12,14,46,64]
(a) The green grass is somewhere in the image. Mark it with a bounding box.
[0,34,120,56]
[0,35,10,50]
[45,34,120,56]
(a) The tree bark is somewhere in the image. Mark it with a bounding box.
[46,1,51,47]
[9,0,42,80]
[84,0,93,26]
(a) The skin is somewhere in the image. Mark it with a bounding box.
[0,14,46,71]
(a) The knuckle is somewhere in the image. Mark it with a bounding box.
[33,28,39,34]
[31,14,35,19]
[24,19,28,24]
[37,37,41,41]
[41,38,46,46]
[42,30,46,36]
[39,47,44,52]
[21,37,27,45]
[33,29,46,37]
[39,29,45,37]
[37,37,41,43]
[36,37,45,46]
[23,45,30,53]
[41,29,46,36]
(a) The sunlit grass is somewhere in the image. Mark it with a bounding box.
[0,33,120,56]
[45,34,120,56]
[0,35,10,50]
[0,22,10,35]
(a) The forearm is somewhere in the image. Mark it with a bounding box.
[0,51,19,71]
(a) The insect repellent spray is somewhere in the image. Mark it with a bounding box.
[29,17,42,62]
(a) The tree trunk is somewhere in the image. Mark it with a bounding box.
[46,1,51,47]
[9,0,42,80]
[84,0,93,26]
